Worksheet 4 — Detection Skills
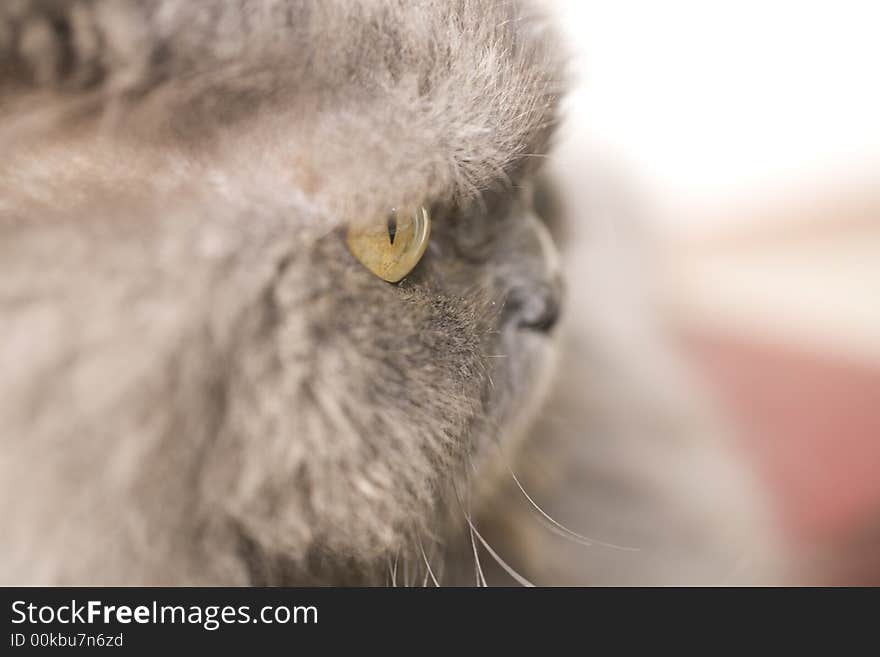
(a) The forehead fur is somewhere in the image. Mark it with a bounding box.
[2,0,564,222]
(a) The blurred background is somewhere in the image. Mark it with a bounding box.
[548,0,880,582]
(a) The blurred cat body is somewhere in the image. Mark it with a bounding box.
[0,0,781,585]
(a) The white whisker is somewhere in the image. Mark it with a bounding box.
[418,535,440,587]
[465,513,534,588]
[391,549,399,587]
[454,479,487,587]
[468,521,488,587]
[505,462,639,552]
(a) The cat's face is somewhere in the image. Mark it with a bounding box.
[0,0,564,583]
[208,185,561,582]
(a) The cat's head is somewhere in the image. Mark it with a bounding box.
[0,0,565,583]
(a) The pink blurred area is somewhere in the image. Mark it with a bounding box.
[549,1,880,583]
[657,194,880,582]
[684,331,880,582]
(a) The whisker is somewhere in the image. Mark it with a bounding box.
[418,535,440,587]
[531,514,629,553]
[505,462,639,552]
[454,479,532,587]
[453,477,487,587]
[465,512,535,588]
[468,520,488,587]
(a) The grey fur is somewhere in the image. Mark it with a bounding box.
[0,1,782,585]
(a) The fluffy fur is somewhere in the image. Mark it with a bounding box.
[0,0,782,585]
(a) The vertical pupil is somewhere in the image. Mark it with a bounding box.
[387,216,397,245]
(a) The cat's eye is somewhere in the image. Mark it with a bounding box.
[346,206,431,283]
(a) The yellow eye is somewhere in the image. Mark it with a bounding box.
[346,206,431,283]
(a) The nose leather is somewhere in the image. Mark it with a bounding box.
[506,280,562,332]
[502,212,563,332]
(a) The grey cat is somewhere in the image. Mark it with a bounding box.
[0,0,783,585]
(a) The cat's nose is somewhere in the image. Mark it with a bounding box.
[506,278,562,332]
[503,212,563,333]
